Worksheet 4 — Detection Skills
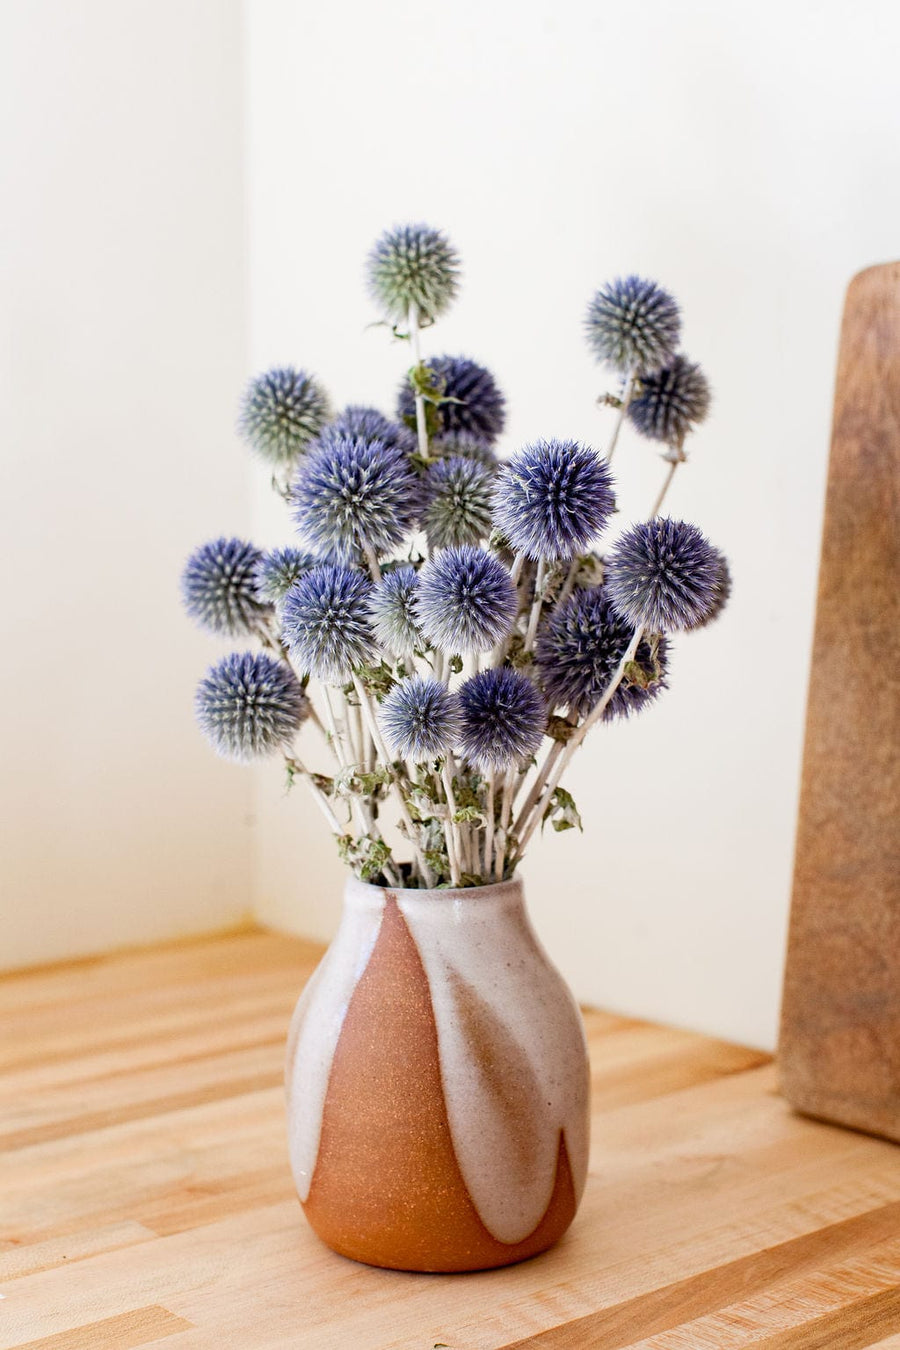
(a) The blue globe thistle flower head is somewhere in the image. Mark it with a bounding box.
[457,667,546,771]
[628,355,711,446]
[238,367,330,466]
[606,517,723,632]
[253,547,316,607]
[585,276,681,376]
[379,676,461,761]
[535,586,668,719]
[685,551,732,629]
[291,434,421,564]
[491,439,616,561]
[195,651,309,762]
[367,223,460,324]
[414,546,517,654]
[281,564,376,683]
[325,405,417,456]
[182,538,272,637]
[368,565,425,658]
[397,356,506,445]
[423,456,495,551]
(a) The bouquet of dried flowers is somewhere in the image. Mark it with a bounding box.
[182,225,728,888]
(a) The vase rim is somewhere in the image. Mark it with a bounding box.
[344,874,522,903]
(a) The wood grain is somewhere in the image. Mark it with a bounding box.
[2,928,900,1348]
[779,261,900,1141]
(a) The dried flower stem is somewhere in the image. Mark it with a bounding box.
[605,367,636,464]
[523,557,548,653]
[362,542,382,583]
[494,770,516,881]
[650,442,686,518]
[435,769,461,886]
[483,769,496,877]
[408,302,430,462]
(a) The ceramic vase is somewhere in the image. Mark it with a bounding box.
[285,876,590,1272]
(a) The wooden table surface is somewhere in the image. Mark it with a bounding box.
[2,929,900,1350]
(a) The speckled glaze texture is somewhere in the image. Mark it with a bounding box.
[285,877,590,1272]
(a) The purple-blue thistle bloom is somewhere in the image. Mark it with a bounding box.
[414,546,517,654]
[254,547,315,607]
[457,668,546,771]
[324,405,416,455]
[368,565,425,657]
[628,355,711,445]
[535,587,668,719]
[397,356,506,445]
[685,551,732,629]
[181,538,271,637]
[367,223,460,324]
[238,367,330,465]
[281,564,376,683]
[606,517,723,632]
[291,434,421,564]
[195,652,309,762]
[430,433,499,468]
[491,439,616,561]
[585,276,681,376]
[423,456,495,551]
[379,677,461,760]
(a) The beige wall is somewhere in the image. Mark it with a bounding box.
[1,0,252,966]
[246,0,900,1049]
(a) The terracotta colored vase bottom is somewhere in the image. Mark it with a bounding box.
[287,881,590,1272]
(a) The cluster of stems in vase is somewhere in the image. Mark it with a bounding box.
[183,224,729,889]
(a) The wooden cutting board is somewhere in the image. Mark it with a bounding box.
[779,261,900,1141]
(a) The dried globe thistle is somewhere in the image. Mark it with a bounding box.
[292,435,420,564]
[429,433,499,468]
[491,439,616,561]
[415,546,517,654]
[457,667,546,771]
[281,564,376,683]
[685,551,732,629]
[181,538,272,637]
[423,456,494,551]
[326,405,416,455]
[535,587,668,718]
[606,517,722,632]
[368,565,425,657]
[195,651,309,762]
[628,355,711,445]
[238,367,330,466]
[397,355,506,445]
[367,223,460,324]
[254,547,315,607]
[585,276,681,376]
[380,676,461,760]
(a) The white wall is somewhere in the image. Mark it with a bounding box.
[0,0,252,967]
[246,0,900,1049]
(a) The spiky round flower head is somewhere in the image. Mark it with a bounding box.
[628,355,711,445]
[181,538,271,637]
[368,565,425,657]
[281,564,376,683]
[430,433,499,469]
[685,551,732,630]
[291,435,420,564]
[195,651,309,762]
[423,456,494,551]
[397,355,506,445]
[326,405,416,455]
[238,368,330,466]
[585,276,681,376]
[535,586,668,719]
[606,517,722,632]
[379,677,461,761]
[253,547,315,607]
[457,667,546,771]
[491,439,616,561]
[414,546,517,655]
[367,223,460,324]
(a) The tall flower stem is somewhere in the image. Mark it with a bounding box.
[523,557,548,653]
[494,770,516,881]
[511,739,564,841]
[441,759,465,875]
[514,625,645,859]
[283,755,343,834]
[483,769,496,878]
[650,442,686,518]
[435,769,461,886]
[351,675,435,887]
[362,542,382,583]
[408,302,430,462]
[605,367,636,464]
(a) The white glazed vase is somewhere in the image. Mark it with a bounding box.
[285,876,590,1272]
